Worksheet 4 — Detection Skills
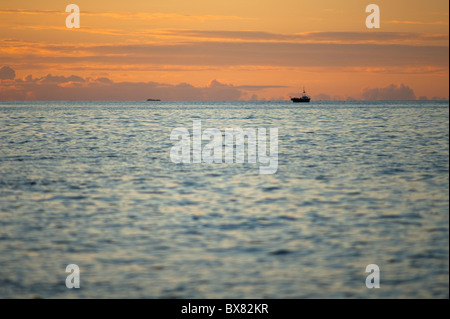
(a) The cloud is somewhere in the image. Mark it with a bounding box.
[0,9,61,15]
[314,93,331,100]
[95,42,449,68]
[37,74,85,84]
[1,29,448,85]
[0,66,15,80]
[0,9,249,22]
[236,84,288,91]
[5,24,448,45]
[361,84,416,100]
[161,30,449,44]
[387,20,449,26]
[2,40,447,70]
[201,79,241,100]
[0,68,277,101]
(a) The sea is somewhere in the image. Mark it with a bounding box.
[0,100,448,298]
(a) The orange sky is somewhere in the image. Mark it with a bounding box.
[0,0,449,100]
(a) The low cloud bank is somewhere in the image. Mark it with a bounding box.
[361,83,416,100]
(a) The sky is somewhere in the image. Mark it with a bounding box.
[0,0,449,100]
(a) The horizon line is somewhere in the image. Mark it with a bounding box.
[1,99,449,102]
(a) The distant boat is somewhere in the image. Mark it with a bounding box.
[291,87,311,103]
[146,99,161,101]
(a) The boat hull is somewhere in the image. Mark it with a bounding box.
[291,97,310,103]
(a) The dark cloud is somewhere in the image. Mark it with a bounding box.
[37,74,85,84]
[0,66,15,80]
[83,42,449,68]
[361,84,416,100]
[3,41,448,69]
[0,74,277,101]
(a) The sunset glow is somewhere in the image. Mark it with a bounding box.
[1,0,448,100]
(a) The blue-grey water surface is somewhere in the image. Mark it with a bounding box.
[0,100,448,298]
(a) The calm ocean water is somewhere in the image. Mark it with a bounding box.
[0,100,448,298]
